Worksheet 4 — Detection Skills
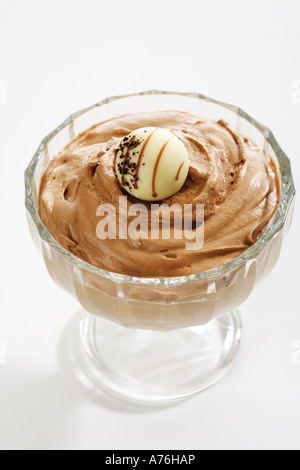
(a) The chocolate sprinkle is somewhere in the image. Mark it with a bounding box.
[116,134,142,188]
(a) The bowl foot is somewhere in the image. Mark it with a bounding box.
[77,310,242,406]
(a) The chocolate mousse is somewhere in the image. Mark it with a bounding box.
[38,111,280,277]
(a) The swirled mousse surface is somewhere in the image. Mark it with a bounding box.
[38,111,279,277]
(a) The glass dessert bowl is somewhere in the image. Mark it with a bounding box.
[25,90,295,405]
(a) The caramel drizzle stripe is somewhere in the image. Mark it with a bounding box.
[134,128,158,189]
[175,162,185,181]
[152,137,174,198]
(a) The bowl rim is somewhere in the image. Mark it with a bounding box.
[25,89,296,287]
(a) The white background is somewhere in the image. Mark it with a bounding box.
[0,0,299,451]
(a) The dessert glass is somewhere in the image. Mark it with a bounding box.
[25,90,295,405]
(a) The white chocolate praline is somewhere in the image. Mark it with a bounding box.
[115,127,189,201]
